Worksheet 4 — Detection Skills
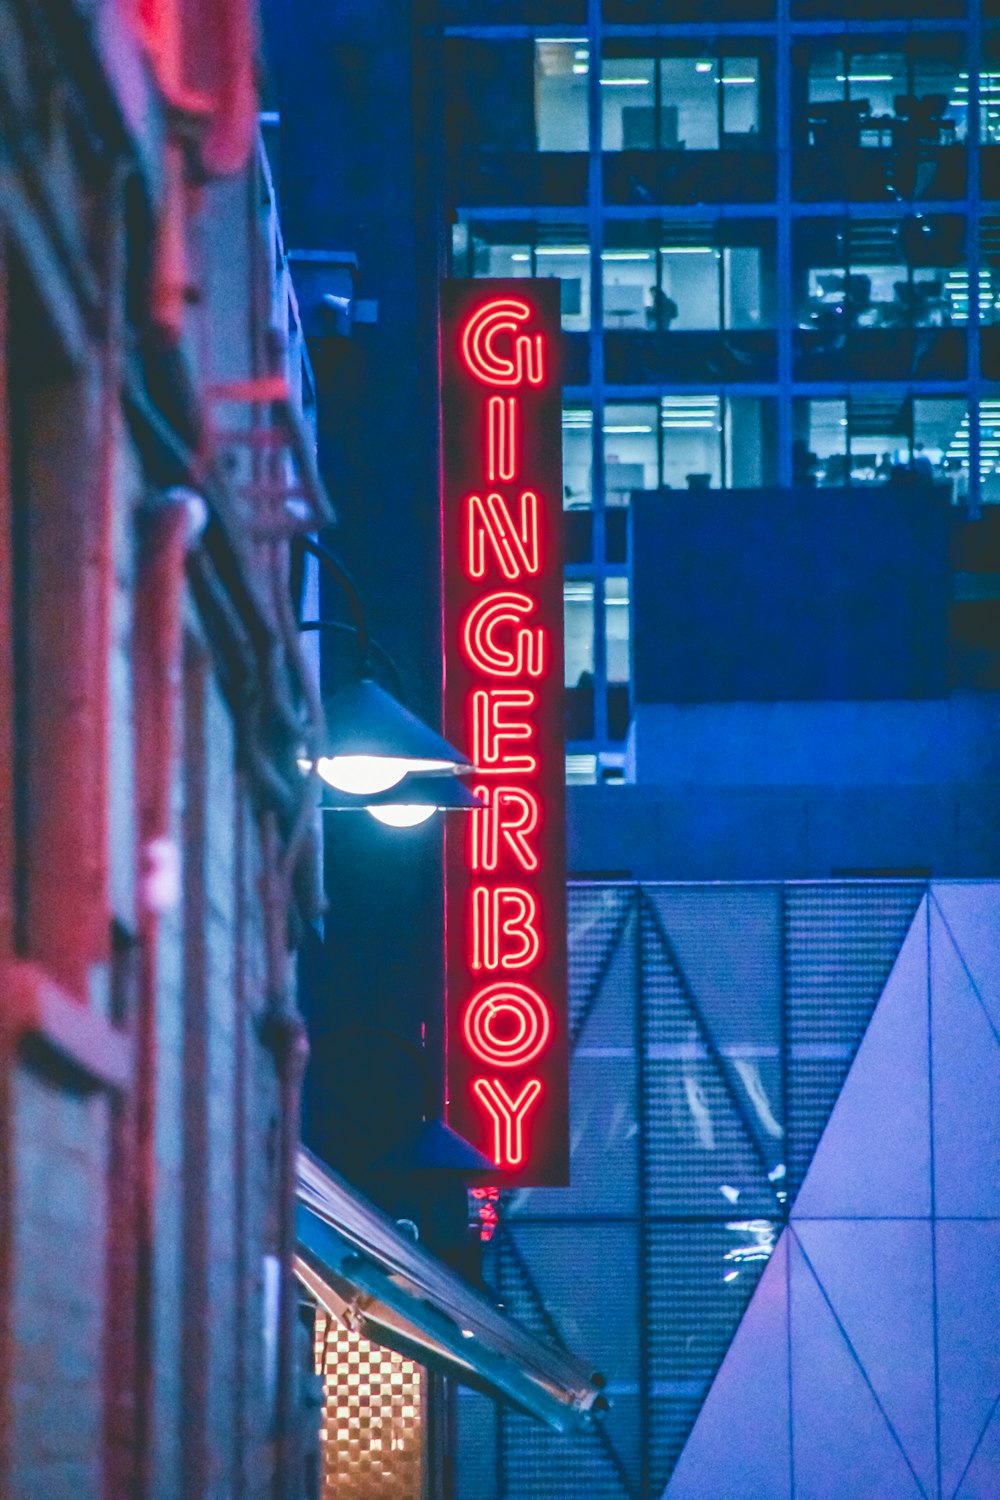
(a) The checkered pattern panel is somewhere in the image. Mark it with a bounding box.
[314,1314,424,1499]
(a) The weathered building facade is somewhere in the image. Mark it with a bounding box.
[0,2,329,1495]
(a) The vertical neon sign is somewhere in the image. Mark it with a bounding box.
[440,281,568,1185]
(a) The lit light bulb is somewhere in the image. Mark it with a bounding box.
[367,804,437,828]
[314,755,451,795]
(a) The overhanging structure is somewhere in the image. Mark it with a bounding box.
[295,1148,604,1433]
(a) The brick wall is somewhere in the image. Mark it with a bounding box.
[8,1073,110,1500]
[2,65,313,1500]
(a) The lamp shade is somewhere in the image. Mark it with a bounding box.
[317,678,472,794]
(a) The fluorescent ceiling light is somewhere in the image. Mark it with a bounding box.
[661,246,715,254]
[837,74,894,83]
[695,62,714,73]
[721,77,756,85]
[603,424,653,433]
[602,251,654,261]
[600,78,651,87]
[536,246,589,256]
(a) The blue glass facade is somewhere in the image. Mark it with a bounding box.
[438,2,1000,772]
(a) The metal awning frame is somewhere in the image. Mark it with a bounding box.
[296,1148,604,1433]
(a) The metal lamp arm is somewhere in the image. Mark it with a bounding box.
[297,619,405,701]
[294,535,371,670]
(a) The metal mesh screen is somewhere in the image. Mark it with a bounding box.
[456,881,925,1500]
[502,1411,636,1500]
[784,882,925,1191]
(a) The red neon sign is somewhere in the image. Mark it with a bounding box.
[462,593,546,679]
[441,279,567,1184]
[461,298,546,388]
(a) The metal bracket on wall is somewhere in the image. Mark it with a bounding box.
[206,375,336,540]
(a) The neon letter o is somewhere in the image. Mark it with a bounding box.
[463,982,551,1069]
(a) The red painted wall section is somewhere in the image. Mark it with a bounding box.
[125,0,257,176]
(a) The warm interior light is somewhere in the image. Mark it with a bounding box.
[314,755,452,794]
[367,804,438,828]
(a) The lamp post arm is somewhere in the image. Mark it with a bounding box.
[297,619,405,701]
[295,536,371,671]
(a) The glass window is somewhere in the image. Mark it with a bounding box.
[723,245,762,328]
[912,51,966,142]
[983,66,1000,142]
[845,50,908,121]
[606,577,631,743]
[564,405,593,563]
[796,217,964,329]
[843,401,902,486]
[727,398,768,487]
[468,230,533,279]
[600,398,773,493]
[796,397,968,492]
[807,42,965,147]
[605,577,631,685]
[601,53,766,152]
[661,396,722,489]
[565,753,597,785]
[565,580,596,741]
[603,248,658,330]
[915,398,968,500]
[979,400,1000,504]
[601,57,656,150]
[604,404,659,504]
[602,225,770,331]
[662,244,721,330]
[979,218,1000,325]
[662,56,719,150]
[535,39,589,151]
[536,235,591,330]
[806,49,905,149]
[459,224,590,331]
[797,220,893,327]
[564,580,595,687]
[796,398,848,486]
[563,406,593,511]
[808,46,845,107]
[721,57,760,138]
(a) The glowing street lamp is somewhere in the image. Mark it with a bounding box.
[312,677,472,796]
[295,536,471,804]
[321,769,484,827]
